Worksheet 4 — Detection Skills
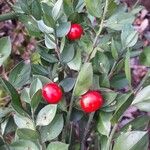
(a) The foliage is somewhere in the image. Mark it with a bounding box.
[0,0,149,150]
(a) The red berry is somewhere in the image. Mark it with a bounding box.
[42,82,62,104]
[80,91,104,113]
[67,24,83,40]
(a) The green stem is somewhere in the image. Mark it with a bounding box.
[134,69,150,94]
[81,112,95,150]
[54,28,61,60]
[85,0,109,62]
[66,96,75,124]
[132,0,140,9]
[37,127,46,150]
[106,124,118,150]
[0,12,18,22]
[31,109,46,150]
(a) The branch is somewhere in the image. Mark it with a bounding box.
[85,0,109,62]
[0,12,18,22]
[81,112,95,150]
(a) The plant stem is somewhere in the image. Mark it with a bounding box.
[106,124,118,150]
[0,12,18,22]
[85,0,109,62]
[132,0,140,9]
[81,112,95,150]
[37,127,46,150]
[134,69,150,94]
[54,29,61,60]
[66,96,74,124]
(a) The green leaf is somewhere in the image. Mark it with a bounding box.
[31,64,49,76]
[45,34,56,49]
[52,0,63,20]
[17,128,39,140]
[37,45,58,63]
[85,0,103,18]
[46,142,69,150]
[60,78,75,92]
[19,0,30,14]
[31,0,42,20]
[37,20,54,34]
[97,112,112,137]
[113,131,148,150]
[0,78,27,116]
[92,52,110,74]
[0,37,11,66]
[132,85,150,112]
[106,12,135,31]
[41,114,64,142]
[10,140,40,150]
[73,63,93,96]
[56,22,71,37]
[111,93,134,124]
[107,0,117,17]
[43,14,55,30]
[63,0,74,16]
[125,50,131,85]
[111,38,118,60]
[134,101,150,112]
[32,75,51,85]
[121,24,138,48]
[9,61,31,88]
[99,73,110,88]
[21,88,31,103]
[61,44,75,63]
[19,15,41,37]
[1,116,16,136]
[14,114,35,130]
[31,90,42,110]
[68,49,81,71]
[111,74,128,89]
[100,135,108,150]
[36,104,57,126]
[120,115,150,132]
[132,85,150,105]
[139,46,150,66]
[75,0,85,12]
[102,91,118,107]
[0,107,12,122]
[30,78,42,98]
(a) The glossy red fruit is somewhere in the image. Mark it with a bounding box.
[80,91,104,113]
[67,24,83,40]
[42,82,62,104]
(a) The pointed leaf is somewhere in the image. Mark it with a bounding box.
[9,61,31,88]
[73,63,93,96]
[36,104,57,126]
[47,142,69,150]
[0,78,27,116]
[41,114,64,142]
[0,37,11,66]
[97,112,112,137]
[10,140,40,150]
[52,0,63,20]
[14,114,35,130]
[111,93,134,124]
[85,0,103,18]
[113,131,148,150]
[30,78,42,98]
